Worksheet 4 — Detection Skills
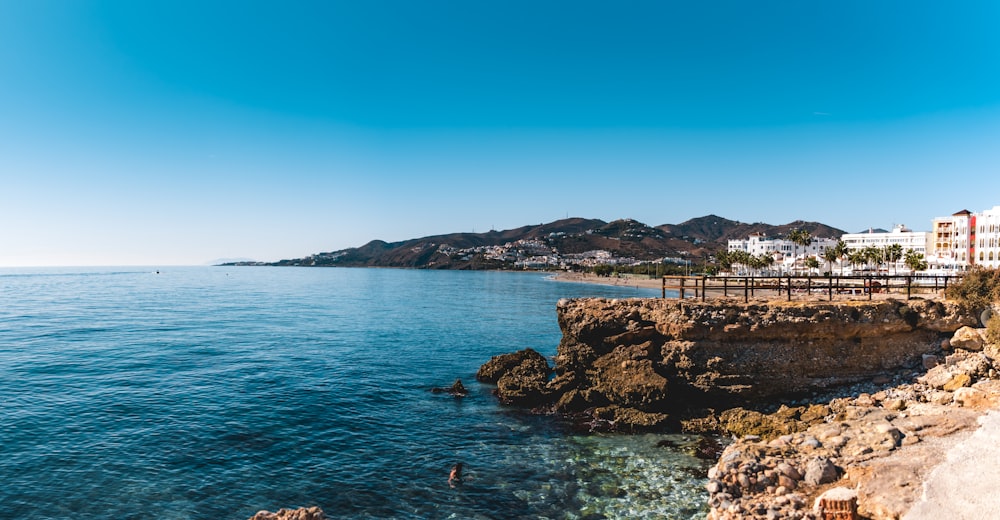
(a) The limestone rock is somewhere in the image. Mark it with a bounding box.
[951,326,986,351]
[953,386,991,409]
[920,365,955,389]
[804,457,839,486]
[943,373,972,392]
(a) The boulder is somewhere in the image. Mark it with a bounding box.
[476,348,550,384]
[951,326,986,351]
[953,386,992,409]
[804,457,839,486]
[920,365,955,390]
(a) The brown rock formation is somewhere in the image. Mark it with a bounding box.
[480,297,976,432]
[476,348,553,408]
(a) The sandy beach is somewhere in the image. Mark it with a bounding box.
[550,272,665,290]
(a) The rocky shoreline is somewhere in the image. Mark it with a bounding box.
[704,344,1000,519]
[477,295,999,519]
[478,297,976,430]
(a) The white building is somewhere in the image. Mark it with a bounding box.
[842,225,931,255]
[926,206,1000,270]
[727,233,839,273]
[930,210,973,270]
[973,206,1000,269]
[728,233,838,258]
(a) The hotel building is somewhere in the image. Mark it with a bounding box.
[841,224,932,255]
[928,206,1000,270]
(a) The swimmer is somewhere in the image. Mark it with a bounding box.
[449,462,463,487]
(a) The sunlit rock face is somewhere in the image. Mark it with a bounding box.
[483,297,976,431]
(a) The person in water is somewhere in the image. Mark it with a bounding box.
[449,462,463,487]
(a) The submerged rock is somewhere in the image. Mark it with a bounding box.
[249,507,325,520]
[431,378,468,397]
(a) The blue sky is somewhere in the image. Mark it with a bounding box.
[2,1,999,266]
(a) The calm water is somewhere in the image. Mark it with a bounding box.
[0,267,709,519]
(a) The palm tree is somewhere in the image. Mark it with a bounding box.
[716,249,733,273]
[788,229,813,274]
[729,250,752,275]
[757,253,775,275]
[885,244,904,274]
[834,240,848,265]
[905,249,929,272]
[848,249,867,273]
[862,246,881,273]
[822,247,840,275]
[804,257,821,274]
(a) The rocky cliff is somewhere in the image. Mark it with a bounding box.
[479,297,978,431]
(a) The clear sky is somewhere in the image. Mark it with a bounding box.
[2,1,999,266]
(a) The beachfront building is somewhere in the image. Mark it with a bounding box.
[727,233,838,257]
[842,225,931,254]
[973,206,1000,269]
[727,233,839,273]
[840,224,932,273]
[930,210,973,270]
[925,206,1000,270]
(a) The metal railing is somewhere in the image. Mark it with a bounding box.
[663,274,962,302]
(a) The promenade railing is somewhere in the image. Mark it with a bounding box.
[662,274,963,303]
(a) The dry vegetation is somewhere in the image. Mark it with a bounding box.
[945,267,1000,343]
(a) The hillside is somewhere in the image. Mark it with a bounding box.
[231,215,846,269]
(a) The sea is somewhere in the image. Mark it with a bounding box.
[0,266,711,520]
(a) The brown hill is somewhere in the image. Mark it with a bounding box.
[256,215,846,268]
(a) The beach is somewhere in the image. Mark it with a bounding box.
[551,272,665,290]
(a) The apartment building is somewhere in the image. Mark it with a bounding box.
[841,224,931,254]
[931,210,972,269]
[973,206,1000,269]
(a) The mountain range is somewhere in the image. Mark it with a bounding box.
[227,215,846,269]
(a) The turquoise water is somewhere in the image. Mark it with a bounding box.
[0,267,709,519]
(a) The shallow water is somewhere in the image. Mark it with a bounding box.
[0,267,708,519]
